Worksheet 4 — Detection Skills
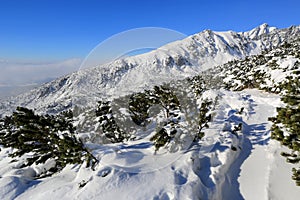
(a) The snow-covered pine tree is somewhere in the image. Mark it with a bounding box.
[128,91,159,126]
[96,101,130,143]
[147,85,181,151]
[0,107,97,178]
[269,74,300,185]
[195,99,213,141]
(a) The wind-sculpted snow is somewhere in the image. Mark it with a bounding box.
[1,89,299,200]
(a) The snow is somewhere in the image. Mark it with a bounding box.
[267,141,300,200]
[237,89,300,200]
[238,90,280,199]
[243,23,277,40]
[1,24,300,199]
[1,89,300,199]
[1,24,299,117]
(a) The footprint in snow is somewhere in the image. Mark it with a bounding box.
[97,167,112,177]
[174,171,187,185]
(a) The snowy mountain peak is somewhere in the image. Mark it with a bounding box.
[243,23,277,39]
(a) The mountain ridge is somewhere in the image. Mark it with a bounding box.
[0,24,299,117]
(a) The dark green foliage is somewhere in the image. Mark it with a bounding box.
[292,168,300,186]
[148,85,182,151]
[194,99,213,141]
[189,76,206,96]
[129,92,152,126]
[212,37,300,185]
[0,107,97,178]
[280,152,297,157]
[150,126,173,151]
[128,82,213,152]
[128,90,160,126]
[150,91,215,151]
[270,125,284,141]
[94,85,185,150]
[137,82,215,151]
[286,157,300,164]
[95,82,212,152]
[268,75,300,186]
[217,38,300,93]
[151,85,181,118]
[96,101,130,143]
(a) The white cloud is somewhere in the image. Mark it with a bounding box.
[0,58,82,86]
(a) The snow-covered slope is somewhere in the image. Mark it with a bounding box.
[243,23,276,39]
[1,24,299,117]
[1,89,300,200]
[1,24,300,200]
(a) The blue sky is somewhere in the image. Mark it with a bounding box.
[0,0,299,61]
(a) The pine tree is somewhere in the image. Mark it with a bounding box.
[0,107,97,178]
[96,101,130,143]
[149,85,182,151]
[194,99,213,141]
[268,74,300,186]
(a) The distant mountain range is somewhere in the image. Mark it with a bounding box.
[1,24,299,117]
